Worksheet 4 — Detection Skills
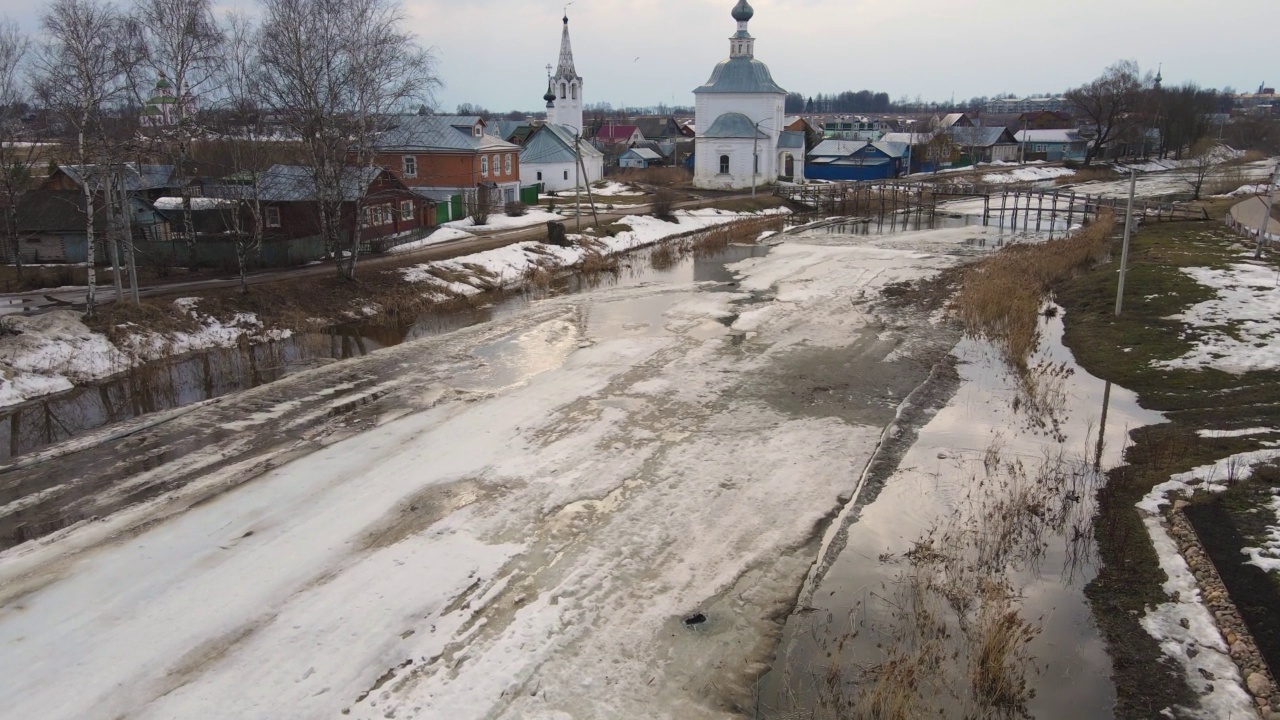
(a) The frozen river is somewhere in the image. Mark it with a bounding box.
[0,218,1120,719]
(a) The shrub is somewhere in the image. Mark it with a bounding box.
[652,189,677,221]
[505,201,528,217]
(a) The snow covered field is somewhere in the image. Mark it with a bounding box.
[0,215,1006,720]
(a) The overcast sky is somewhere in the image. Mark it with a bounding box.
[4,0,1275,111]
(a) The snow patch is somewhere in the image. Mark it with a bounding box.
[1157,264,1280,373]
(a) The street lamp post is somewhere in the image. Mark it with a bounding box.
[752,118,775,199]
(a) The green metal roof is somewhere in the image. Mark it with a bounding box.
[693,56,785,95]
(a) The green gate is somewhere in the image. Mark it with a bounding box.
[519,184,542,205]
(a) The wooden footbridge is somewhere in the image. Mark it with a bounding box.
[777,179,1208,231]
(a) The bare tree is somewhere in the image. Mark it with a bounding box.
[215,11,272,294]
[256,0,437,282]
[31,0,130,316]
[1066,60,1143,166]
[0,18,34,274]
[126,0,224,272]
[1182,138,1222,201]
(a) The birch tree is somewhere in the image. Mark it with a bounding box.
[0,19,33,273]
[256,0,437,281]
[126,0,224,271]
[217,12,270,294]
[31,0,129,316]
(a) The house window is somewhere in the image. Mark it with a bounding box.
[481,155,489,176]
[504,154,512,175]
[401,200,414,221]
[536,171,543,181]
[473,125,482,137]
[265,206,281,228]
[719,154,730,174]
[563,170,569,180]
[402,156,417,177]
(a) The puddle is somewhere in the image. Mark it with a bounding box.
[755,309,1164,719]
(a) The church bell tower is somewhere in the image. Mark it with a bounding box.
[546,14,583,134]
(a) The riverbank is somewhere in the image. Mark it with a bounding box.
[1059,216,1280,718]
[0,204,788,415]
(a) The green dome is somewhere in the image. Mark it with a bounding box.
[155,76,171,90]
[731,0,753,22]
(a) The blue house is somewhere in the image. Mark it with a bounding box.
[805,139,910,181]
[618,147,664,169]
[1014,129,1088,162]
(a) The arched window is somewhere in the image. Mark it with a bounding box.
[536,171,543,181]
[480,155,488,176]
[571,83,577,100]
[560,82,567,99]
[563,170,569,180]
[719,155,730,174]
[783,153,795,178]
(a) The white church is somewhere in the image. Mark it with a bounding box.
[693,0,805,190]
[518,15,604,194]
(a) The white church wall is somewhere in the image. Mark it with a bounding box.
[524,157,602,193]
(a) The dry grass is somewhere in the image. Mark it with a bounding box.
[614,166,692,187]
[648,244,676,270]
[0,264,89,293]
[952,211,1115,369]
[1057,165,1119,185]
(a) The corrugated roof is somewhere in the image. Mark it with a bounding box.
[1014,129,1083,143]
[624,148,663,161]
[702,112,768,139]
[778,130,805,149]
[56,164,179,192]
[595,124,640,141]
[374,115,517,152]
[257,165,386,203]
[809,139,867,157]
[521,123,603,166]
[881,132,933,145]
[693,56,785,95]
[946,126,1017,148]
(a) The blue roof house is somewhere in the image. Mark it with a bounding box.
[805,140,910,181]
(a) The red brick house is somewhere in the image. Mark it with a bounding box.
[363,115,522,212]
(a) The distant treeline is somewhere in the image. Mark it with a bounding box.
[785,91,894,115]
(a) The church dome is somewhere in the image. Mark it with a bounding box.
[731,0,753,22]
[693,56,785,95]
[544,78,557,104]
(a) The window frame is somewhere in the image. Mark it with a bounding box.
[400,199,414,221]
[719,154,730,174]
[504,154,512,175]
[264,206,281,228]
[480,155,489,177]
[402,155,417,178]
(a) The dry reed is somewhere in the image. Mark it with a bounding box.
[952,211,1115,369]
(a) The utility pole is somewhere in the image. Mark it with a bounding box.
[576,131,599,227]
[1114,169,1137,316]
[574,130,582,233]
[1019,116,1028,165]
[1255,163,1279,260]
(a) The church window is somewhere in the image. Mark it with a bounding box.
[719,155,730,174]
[564,170,569,180]
[571,84,577,100]
[560,82,567,99]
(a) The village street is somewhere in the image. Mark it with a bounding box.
[0,218,1006,719]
